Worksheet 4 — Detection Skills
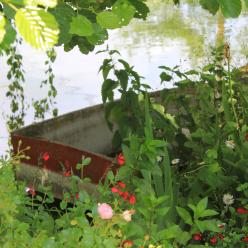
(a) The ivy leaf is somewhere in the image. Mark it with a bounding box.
[96,12,121,29]
[112,0,136,26]
[219,0,241,18]
[199,0,219,15]
[69,15,94,36]
[0,14,6,43]
[15,7,59,50]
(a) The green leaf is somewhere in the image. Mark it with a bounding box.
[195,197,208,218]
[70,15,94,36]
[160,72,172,82]
[86,23,108,45]
[199,209,219,218]
[176,207,193,225]
[176,231,191,245]
[156,206,170,217]
[60,200,67,210]
[96,12,121,29]
[3,3,16,19]
[197,197,208,210]
[0,20,16,50]
[115,69,129,91]
[245,0,248,8]
[82,157,91,166]
[112,0,136,26]
[129,0,149,20]
[195,220,220,232]
[101,79,119,102]
[0,14,6,43]
[219,0,241,18]
[200,0,219,15]
[24,0,57,8]
[158,225,181,239]
[51,3,74,45]
[15,7,59,49]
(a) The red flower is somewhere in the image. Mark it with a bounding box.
[63,170,71,177]
[218,233,224,240]
[242,236,248,242]
[210,236,218,245]
[121,191,129,200]
[26,186,36,197]
[236,207,248,214]
[117,153,125,166]
[245,133,248,141]
[122,240,133,247]
[75,193,79,200]
[111,187,119,193]
[43,152,49,161]
[129,195,136,205]
[193,233,202,241]
[117,181,126,188]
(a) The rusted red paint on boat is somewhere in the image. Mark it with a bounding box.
[11,134,117,184]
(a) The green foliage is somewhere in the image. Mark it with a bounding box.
[0,0,247,53]
[219,0,242,18]
[15,7,59,49]
[70,15,94,36]
[199,0,242,18]
[32,48,58,120]
[5,40,25,132]
[0,0,150,51]
[96,11,121,29]
[199,0,219,15]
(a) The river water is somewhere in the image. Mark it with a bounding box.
[1,1,248,154]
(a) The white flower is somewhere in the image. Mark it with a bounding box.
[223,193,234,206]
[122,209,135,222]
[156,156,162,163]
[215,75,223,82]
[225,140,236,149]
[25,187,31,193]
[218,223,226,228]
[181,128,191,139]
[171,158,180,165]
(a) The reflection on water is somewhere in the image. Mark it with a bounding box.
[1,0,248,154]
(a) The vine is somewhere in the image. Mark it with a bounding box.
[5,39,25,132]
[32,48,58,120]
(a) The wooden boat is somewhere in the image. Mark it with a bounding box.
[11,88,194,199]
[11,103,119,199]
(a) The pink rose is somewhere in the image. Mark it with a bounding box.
[97,203,113,220]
